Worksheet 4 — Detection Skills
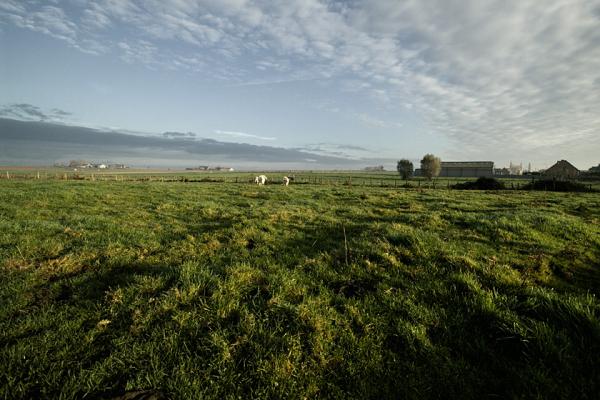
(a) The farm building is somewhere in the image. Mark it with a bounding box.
[439,161,494,177]
[543,160,579,180]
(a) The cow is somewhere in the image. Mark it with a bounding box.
[283,176,290,186]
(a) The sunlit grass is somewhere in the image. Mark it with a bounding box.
[1,180,599,399]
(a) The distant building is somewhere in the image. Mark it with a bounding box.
[508,161,523,175]
[68,160,90,168]
[495,162,525,176]
[543,160,579,180]
[588,164,600,174]
[439,161,494,177]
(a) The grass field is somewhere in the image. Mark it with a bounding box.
[3,168,600,192]
[1,179,599,399]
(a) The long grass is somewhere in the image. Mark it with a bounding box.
[1,180,599,399]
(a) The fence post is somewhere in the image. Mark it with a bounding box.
[5,171,9,179]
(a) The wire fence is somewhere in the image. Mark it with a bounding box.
[1,170,598,191]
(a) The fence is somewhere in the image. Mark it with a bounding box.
[1,170,597,191]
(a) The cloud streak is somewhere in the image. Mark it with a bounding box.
[0,103,72,122]
[0,117,362,168]
[214,129,276,141]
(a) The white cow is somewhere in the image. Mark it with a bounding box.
[283,176,290,186]
[254,175,267,185]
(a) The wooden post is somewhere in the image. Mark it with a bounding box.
[6,171,9,179]
[37,171,40,179]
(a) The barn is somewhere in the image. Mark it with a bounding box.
[543,160,579,180]
[439,161,494,177]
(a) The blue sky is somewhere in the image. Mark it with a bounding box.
[1,0,599,169]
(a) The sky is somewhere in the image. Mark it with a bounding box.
[1,0,599,169]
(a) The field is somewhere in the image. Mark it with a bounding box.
[1,178,599,399]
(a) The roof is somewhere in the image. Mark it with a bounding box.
[546,160,579,172]
[441,161,494,168]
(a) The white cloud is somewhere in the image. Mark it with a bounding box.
[214,129,276,141]
[356,113,403,129]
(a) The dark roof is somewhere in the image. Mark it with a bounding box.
[546,160,579,172]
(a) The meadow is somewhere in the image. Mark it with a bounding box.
[1,178,599,399]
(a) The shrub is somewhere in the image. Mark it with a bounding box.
[522,179,593,192]
[452,177,506,190]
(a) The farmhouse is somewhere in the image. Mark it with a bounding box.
[439,161,494,177]
[543,160,579,180]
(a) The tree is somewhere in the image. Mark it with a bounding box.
[397,159,414,181]
[420,154,441,180]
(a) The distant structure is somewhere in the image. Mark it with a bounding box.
[495,161,525,176]
[438,161,494,177]
[508,161,523,175]
[543,160,579,180]
[494,167,511,176]
[186,166,234,171]
[67,160,126,169]
[588,164,600,174]
[108,164,127,169]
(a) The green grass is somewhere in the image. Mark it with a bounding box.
[3,167,599,191]
[1,180,599,399]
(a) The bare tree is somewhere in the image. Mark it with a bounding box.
[397,159,414,181]
[420,154,441,180]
